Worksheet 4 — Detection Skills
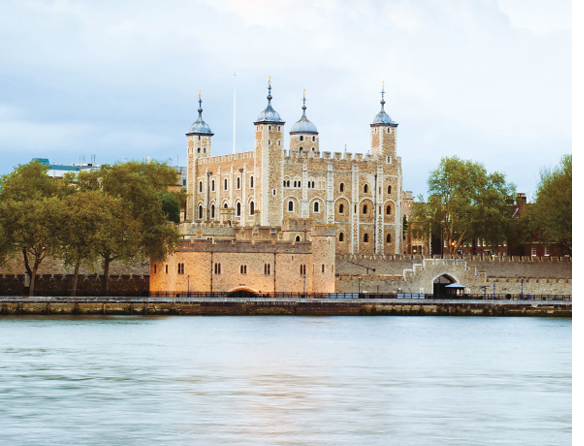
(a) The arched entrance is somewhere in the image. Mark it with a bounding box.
[227,288,259,297]
[433,274,456,298]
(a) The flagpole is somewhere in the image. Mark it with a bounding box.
[233,72,236,154]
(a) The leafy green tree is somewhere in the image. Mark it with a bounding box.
[0,161,64,295]
[410,156,516,255]
[526,154,572,254]
[158,192,181,223]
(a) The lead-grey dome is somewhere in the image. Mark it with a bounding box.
[255,82,285,123]
[187,96,213,135]
[371,87,397,126]
[290,94,318,134]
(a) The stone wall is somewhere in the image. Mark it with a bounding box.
[0,256,149,276]
[0,273,148,296]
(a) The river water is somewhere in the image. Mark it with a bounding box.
[0,316,571,445]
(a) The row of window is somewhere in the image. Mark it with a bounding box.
[199,176,254,193]
[198,201,255,219]
[298,135,317,142]
[286,201,392,215]
[338,232,392,244]
[211,263,330,276]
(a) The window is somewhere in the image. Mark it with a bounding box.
[386,205,391,215]
[273,189,276,196]
[250,176,254,188]
[249,201,255,215]
[296,235,301,242]
[321,264,325,273]
[300,264,306,275]
[363,204,368,214]
[339,203,344,213]
[197,148,201,153]
[199,181,203,193]
[364,184,369,193]
[203,148,206,153]
[363,233,369,243]
[240,265,247,274]
[312,136,316,142]
[340,183,344,192]
[211,180,215,191]
[339,232,344,242]
[299,135,304,141]
[311,147,315,151]
[313,201,320,212]
[264,264,271,275]
[531,246,537,256]
[198,206,203,219]
[268,125,272,131]
[236,202,241,216]
[386,156,392,164]
[154,265,156,274]
[277,140,281,146]
[268,139,271,145]
[214,263,221,274]
[237,177,241,189]
[387,185,392,194]
[277,126,281,131]
[544,246,550,256]
[386,234,391,243]
[299,147,303,151]
[211,204,215,219]
[288,201,294,212]
[224,179,228,190]
[177,263,185,274]
[165,265,168,274]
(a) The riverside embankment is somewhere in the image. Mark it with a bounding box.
[0,297,572,317]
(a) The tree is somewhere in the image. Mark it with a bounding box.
[526,154,572,253]
[410,156,516,255]
[0,161,63,295]
[159,192,181,223]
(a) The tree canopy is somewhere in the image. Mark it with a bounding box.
[410,156,516,255]
[525,154,572,253]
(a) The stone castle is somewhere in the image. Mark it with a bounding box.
[186,80,407,256]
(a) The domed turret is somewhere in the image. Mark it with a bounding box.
[290,91,318,134]
[255,79,285,124]
[371,84,397,126]
[187,94,213,135]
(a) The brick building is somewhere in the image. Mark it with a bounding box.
[186,81,409,256]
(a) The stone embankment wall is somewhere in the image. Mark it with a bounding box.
[0,256,149,276]
[0,274,148,295]
[0,300,571,317]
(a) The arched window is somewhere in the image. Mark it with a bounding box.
[339,203,344,213]
[211,204,215,219]
[363,233,369,243]
[387,185,392,194]
[249,201,254,215]
[340,183,344,192]
[299,147,303,151]
[299,135,304,141]
[386,205,391,215]
[339,232,344,242]
[288,201,294,212]
[386,234,392,243]
[198,205,203,219]
[236,202,241,216]
[250,176,254,188]
[364,184,369,193]
[363,204,368,214]
[313,201,320,212]
[224,203,228,208]
[311,147,315,151]
[312,136,316,142]
[296,235,301,242]
[197,148,201,153]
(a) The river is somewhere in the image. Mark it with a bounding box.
[0,316,571,445]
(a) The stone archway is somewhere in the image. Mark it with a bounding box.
[227,287,259,298]
[433,274,456,298]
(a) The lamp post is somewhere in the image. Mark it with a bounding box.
[187,275,190,298]
[493,281,496,299]
[520,278,524,300]
[303,275,306,298]
[358,277,361,295]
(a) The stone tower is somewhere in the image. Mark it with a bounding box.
[289,91,319,153]
[186,92,214,221]
[370,83,398,159]
[253,79,285,226]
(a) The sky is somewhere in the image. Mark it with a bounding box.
[0,0,572,200]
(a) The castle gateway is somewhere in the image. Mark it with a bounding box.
[186,81,406,256]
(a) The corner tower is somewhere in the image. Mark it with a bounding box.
[186,92,214,221]
[253,78,285,226]
[289,90,319,152]
[370,83,398,159]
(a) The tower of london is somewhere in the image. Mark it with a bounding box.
[186,80,405,256]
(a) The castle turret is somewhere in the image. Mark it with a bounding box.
[289,90,319,153]
[187,92,214,221]
[370,83,398,159]
[253,78,285,226]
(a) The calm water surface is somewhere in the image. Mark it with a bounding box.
[0,316,571,445]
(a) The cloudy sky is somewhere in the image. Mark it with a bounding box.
[0,0,571,199]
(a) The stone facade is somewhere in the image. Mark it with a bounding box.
[186,81,407,255]
[150,220,337,295]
